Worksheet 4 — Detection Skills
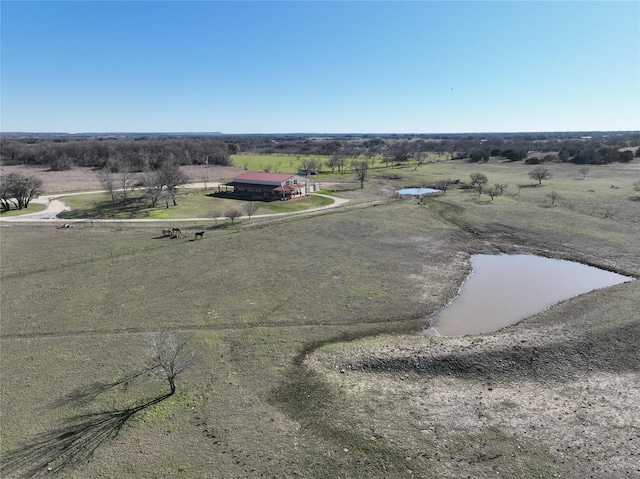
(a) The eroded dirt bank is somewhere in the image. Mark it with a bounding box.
[306,279,639,479]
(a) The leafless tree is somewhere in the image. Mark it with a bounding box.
[326,155,341,173]
[434,179,451,195]
[210,208,222,225]
[158,161,189,206]
[225,207,242,225]
[546,190,562,205]
[487,184,508,200]
[0,172,43,211]
[469,172,488,195]
[579,167,590,179]
[97,168,117,206]
[117,166,136,207]
[143,329,196,395]
[528,167,552,185]
[352,160,369,189]
[141,170,163,208]
[243,202,259,220]
[413,152,427,170]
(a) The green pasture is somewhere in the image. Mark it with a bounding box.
[0,203,46,217]
[55,188,334,220]
[230,152,449,180]
[230,153,327,173]
[1,159,639,478]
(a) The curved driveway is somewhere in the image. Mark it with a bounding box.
[0,183,349,223]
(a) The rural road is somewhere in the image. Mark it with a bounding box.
[0,183,350,223]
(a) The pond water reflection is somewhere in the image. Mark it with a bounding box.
[397,188,440,195]
[429,254,633,336]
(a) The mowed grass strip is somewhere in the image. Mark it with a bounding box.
[56,188,333,220]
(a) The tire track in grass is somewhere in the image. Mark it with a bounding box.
[0,317,421,341]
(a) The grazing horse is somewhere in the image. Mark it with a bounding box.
[171,227,183,238]
[162,229,172,236]
[194,231,204,239]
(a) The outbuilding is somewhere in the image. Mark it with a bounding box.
[224,172,319,200]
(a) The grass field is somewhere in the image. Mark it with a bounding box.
[56,189,334,220]
[1,159,639,478]
[0,203,47,217]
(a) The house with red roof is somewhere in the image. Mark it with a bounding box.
[224,171,319,200]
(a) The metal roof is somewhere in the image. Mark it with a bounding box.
[233,171,297,183]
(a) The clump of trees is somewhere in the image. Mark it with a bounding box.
[569,146,634,165]
[97,158,190,209]
[1,136,233,170]
[0,172,43,211]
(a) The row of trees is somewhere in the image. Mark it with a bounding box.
[0,172,43,211]
[3,132,637,172]
[463,167,552,200]
[96,159,191,209]
[212,131,639,158]
[1,137,233,171]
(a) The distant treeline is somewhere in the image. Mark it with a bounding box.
[0,137,234,171]
[1,132,639,170]
[216,132,640,163]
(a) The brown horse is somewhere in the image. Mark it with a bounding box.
[171,227,183,238]
[194,231,204,239]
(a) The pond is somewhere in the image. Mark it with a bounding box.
[428,254,633,336]
[397,187,441,195]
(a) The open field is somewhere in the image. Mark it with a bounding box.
[55,190,334,220]
[1,159,639,478]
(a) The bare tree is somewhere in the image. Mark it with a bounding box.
[413,152,427,170]
[579,167,590,179]
[225,207,242,225]
[487,183,508,200]
[141,170,163,208]
[158,161,189,206]
[210,208,222,225]
[243,202,259,220]
[434,179,451,195]
[469,172,488,195]
[118,166,136,207]
[97,168,117,206]
[546,190,562,205]
[0,172,43,211]
[529,167,552,185]
[352,160,369,188]
[143,329,196,395]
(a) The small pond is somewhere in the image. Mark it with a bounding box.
[397,187,441,195]
[428,254,633,336]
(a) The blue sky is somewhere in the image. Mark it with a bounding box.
[1,1,639,134]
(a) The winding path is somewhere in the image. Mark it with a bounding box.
[0,183,350,223]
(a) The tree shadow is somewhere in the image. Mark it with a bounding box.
[51,370,150,409]
[2,371,169,479]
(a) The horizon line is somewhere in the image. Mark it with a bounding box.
[2,130,639,136]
